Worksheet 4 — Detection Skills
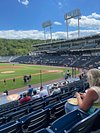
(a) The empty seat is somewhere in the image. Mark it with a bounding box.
[66,109,100,133]
[49,101,66,122]
[50,109,88,133]
[0,121,22,133]
[21,109,50,133]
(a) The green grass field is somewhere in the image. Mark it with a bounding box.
[0,63,79,92]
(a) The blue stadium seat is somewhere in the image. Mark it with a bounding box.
[66,109,100,133]
[50,109,88,133]
[5,108,29,122]
[0,121,22,133]
[49,101,66,122]
[20,109,50,133]
[35,128,54,133]
[45,96,59,106]
[29,101,45,112]
[91,109,100,131]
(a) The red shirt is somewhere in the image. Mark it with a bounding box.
[20,96,31,104]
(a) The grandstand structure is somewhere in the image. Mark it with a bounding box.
[12,33,100,70]
[33,34,100,54]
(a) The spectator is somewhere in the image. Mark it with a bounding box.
[32,90,40,99]
[28,85,33,97]
[18,94,23,100]
[19,92,31,104]
[65,68,100,114]
[51,86,61,96]
[39,86,48,98]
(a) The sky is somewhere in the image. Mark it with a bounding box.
[0,0,100,39]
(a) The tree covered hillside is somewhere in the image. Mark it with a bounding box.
[0,39,44,56]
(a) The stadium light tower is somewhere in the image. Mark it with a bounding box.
[42,20,52,43]
[64,9,81,39]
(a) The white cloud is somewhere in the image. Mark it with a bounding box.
[69,13,100,29]
[0,30,44,39]
[54,21,62,26]
[0,29,99,40]
[0,12,100,40]
[88,13,100,19]
[58,2,63,8]
[18,0,29,6]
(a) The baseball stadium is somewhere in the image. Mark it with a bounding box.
[0,1,100,133]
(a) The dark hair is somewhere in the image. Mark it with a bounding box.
[23,93,27,97]
[33,90,37,95]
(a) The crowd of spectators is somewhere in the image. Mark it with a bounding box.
[18,80,69,104]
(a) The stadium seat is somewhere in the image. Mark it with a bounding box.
[66,109,100,133]
[35,128,54,133]
[49,100,66,122]
[29,101,45,112]
[20,109,50,133]
[91,109,100,131]
[0,121,22,133]
[50,109,88,133]
[59,92,73,102]
[45,96,59,106]
[5,108,29,122]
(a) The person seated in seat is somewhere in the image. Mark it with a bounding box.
[39,86,48,98]
[32,90,40,99]
[50,86,61,96]
[19,92,32,104]
[65,68,100,114]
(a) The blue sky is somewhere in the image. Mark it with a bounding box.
[0,0,100,39]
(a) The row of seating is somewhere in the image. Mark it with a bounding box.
[0,79,87,113]
[11,54,100,69]
[0,108,99,133]
[36,109,100,133]
[0,79,87,126]
[0,99,68,133]
[0,91,74,125]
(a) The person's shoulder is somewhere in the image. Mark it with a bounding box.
[86,89,97,94]
[86,89,98,100]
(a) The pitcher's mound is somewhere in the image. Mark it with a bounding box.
[1,71,15,74]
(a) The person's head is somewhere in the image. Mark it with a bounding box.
[40,86,43,91]
[87,68,100,87]
[28,84,31,88]
[23,92,27,97]
[33,90,37,95]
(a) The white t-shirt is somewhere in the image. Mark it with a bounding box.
[39,89,48,98]
[32,94,40,99]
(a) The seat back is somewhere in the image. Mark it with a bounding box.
[45,96,59,106]
[22,109,50,133]
[50,101,66,121]
[0,121,22,133]
[35,128,54,133]
[6,108,28,122]
[50,109,88,133]
[30,101,45,112]
[67,109,100,133]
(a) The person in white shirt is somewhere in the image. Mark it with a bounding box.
[32,90,40,99]
[39,86,48,98]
